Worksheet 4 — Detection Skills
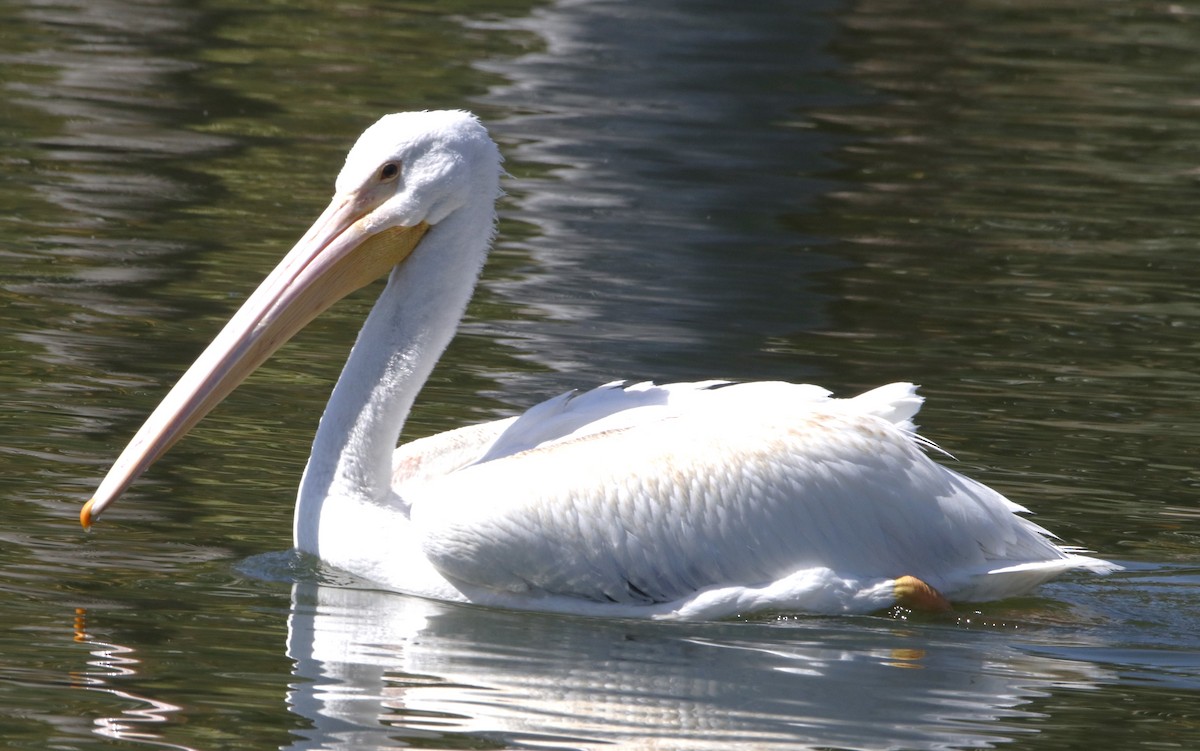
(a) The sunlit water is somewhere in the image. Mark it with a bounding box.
[2,0,1199,749]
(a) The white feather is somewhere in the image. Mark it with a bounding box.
[387,383,1114,617]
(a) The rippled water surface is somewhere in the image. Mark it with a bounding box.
[2,0,1199,748]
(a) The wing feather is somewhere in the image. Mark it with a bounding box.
[403,383,1079,605]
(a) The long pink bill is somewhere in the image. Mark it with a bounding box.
[81,193,428,527]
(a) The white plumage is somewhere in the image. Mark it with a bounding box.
[83,111,1116,619]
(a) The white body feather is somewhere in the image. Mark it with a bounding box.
[310,379,1114,619]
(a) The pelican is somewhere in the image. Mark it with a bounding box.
[81,110,1116,619]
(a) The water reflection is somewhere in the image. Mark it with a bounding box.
[285,583,1113,750]
[470,0,852,398]
[72,608,197,751]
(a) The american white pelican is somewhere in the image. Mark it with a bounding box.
[81,110,1116,619]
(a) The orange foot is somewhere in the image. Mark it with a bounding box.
[893,575,953,612]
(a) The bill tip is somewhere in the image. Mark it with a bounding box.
[80,497,96,529]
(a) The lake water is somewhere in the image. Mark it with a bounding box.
[2,0,1198,748]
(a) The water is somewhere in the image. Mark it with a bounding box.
[2,0,1198,748]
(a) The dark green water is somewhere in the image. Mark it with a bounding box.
[2,0,1198,748]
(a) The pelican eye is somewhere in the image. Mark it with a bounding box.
[378,162,400,182]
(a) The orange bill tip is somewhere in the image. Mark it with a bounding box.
[80,497,96,529]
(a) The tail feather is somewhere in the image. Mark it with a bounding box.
[846,382,924,431]
[953,553,1121,602]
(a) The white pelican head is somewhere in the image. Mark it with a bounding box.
[82,110,502,526]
